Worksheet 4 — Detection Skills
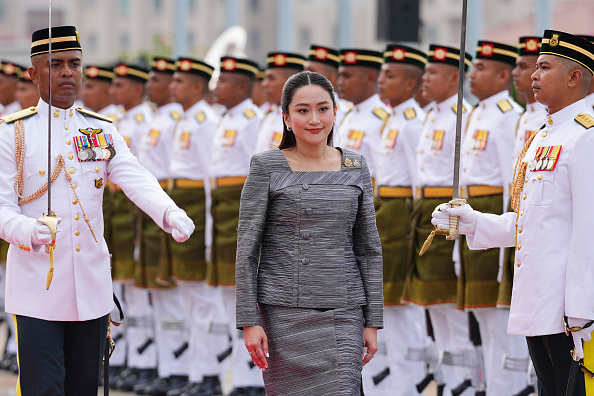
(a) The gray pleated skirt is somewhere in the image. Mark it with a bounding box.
[259,304,364,396]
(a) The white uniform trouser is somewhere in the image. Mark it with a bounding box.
[427,304,473,396]
[0,264,16,355]
[178,281,229,383]
[151,288,189,378]
[109,280,127,367]
[473,308,528,396]
[125,286,157,369]
[221,286,264,389]
[362,305,426,395]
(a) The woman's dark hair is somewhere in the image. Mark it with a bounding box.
[278,71,337,149]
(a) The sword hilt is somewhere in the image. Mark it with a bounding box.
[446,198,466,240]
[38,211,58,290]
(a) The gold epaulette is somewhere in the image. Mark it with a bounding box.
[108,113,120,122]
[196,111,206,123]
[451,104,467,114]
[1,107,38,124]
[404,107,417,120]
[170,111,181,121]
[243,108,256,119]
[575,113,594,129]
[373,107,389,121]
[497,99,513,113]
[76,107,113,123]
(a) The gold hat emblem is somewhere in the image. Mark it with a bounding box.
[315,47,328,60]
[481,44,494,56]
[179,59,192,71]
[550,34,560,47]
[345,51,357,64]
[115,64,129,76]
[155,59,169,71]
[222,58,236,71]
[75,30,81,44]
[393,48,405,61]
[526,39,539,52]
[86,66,99,78]
[433,48,447,61]
[274,54,287,66]
[2,63,16,75]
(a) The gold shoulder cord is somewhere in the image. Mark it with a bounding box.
[13,120,98,289]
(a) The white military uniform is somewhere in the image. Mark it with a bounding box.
[254,105,283,153]
[0,99,176,321]
[459,90,526,396]
[169,99,229,385]
[586,92,594,111]
[0,101,20,117]
[335,94,352,130]
[338,94,389,180]
[210,98,264,389]
[511,101,548,165]
[466,99,594,336]
[99,103,125,123]
[137,101,188,379]
[416,93,473,396]
[114,101,157,370]
[371,97,426,395]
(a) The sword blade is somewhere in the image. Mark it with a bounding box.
[47,0,52,214]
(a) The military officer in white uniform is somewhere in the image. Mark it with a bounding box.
[336,48,388,183]
[433,30,594,396]
[210,56,265,396]
[581,36,594,111]
[402,44,473,395]
[109,63,159,390]
[80,65,123,122]
[0,61,22,117]
[0,26,194,396]
[254,52,304,153]
[459,40,525,396]
[374,43,427,395]
[304,44,352,129]
[166,57,229,396]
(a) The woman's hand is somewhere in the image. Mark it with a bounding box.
[243,325,269,370]
[362,327,378,366]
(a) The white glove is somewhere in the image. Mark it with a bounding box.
[568,317,594,359]
[431,203,479,236]
[165,207,195,243]
[31,218,61,247]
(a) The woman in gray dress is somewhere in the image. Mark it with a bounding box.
[235,71,383,395]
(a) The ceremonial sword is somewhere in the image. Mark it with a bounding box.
[36,0,59,290]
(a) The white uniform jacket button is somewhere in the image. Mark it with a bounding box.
[305,208,313,215]
[301,232,310,240]
[301,258,310,265]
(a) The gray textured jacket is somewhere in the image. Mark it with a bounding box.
[235,148,383,329]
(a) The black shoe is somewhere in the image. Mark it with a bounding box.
[116,368,157,392]
[135,376,168,394]
[145,375,189,396]
[166,381,198,396]
[112,367,137,389]
[228,388,247,396]
[182,376,222,396]
[245,387,266,396]
[106,365,124,389]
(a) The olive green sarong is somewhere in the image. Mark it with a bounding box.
[0,239,8,262]
[497,200,515,308]
[135,211,172,288]
[110,190,136,280]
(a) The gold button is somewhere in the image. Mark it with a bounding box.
[70,109,73,117]
[420,166,425,171]
[69,167,76,174]
[74,214,80,220]
[426,134,429,138]
[517,245,522,251]
[68,154,74,160]
[39,169,45,175]
[523,194,526,200]
[71,183,77,189]
[76,246,81,252]
[518,228,523,233]
[517,261,521,268]
[420,150,424,154]
[66,139,72,145]
[95,167,100,172]
[475,152,478,156]
[54,110,59,118]
[537,174,542,180]
[72,199,78,205]
[64,125,69,130]
[520,211,524,216]
[75,230,80,236]
[542,132,547,137]
[525,177,528,183]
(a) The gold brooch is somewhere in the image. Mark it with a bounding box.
[344,157,353,167]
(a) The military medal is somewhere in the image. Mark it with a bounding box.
[73,132,116,162]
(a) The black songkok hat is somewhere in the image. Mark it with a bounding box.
[31,26,81,57]
[383,44,427,70]
[265,52,306,70]
[517,37,542,56]
[307,45,340,69]
[219,57,259,78]
[541,30,594,75]
[113,63,150,83]
[151,57,177,75]
[427,44,473,72]
[84,65,115,83]
[339,49,383,69]
[176,57,214,81]
[475,40,518,66]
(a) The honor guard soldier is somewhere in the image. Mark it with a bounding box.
[210,56,265,396]
[0,25,194,396]
[133,57,190,395]
[16,67,40,110]
[254,52,305,153]
[460,40,525,395]
[0,61,23,116]
[80,65,123,121]
[166,57,227,396]
[401,44,473,395]
[252,67,268,112]
[374,44,427,395]
[336,48,388,182]
[304,44,352,127]
[432,30,594,396]
[581,36,594,110]
[109,63,158,391]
